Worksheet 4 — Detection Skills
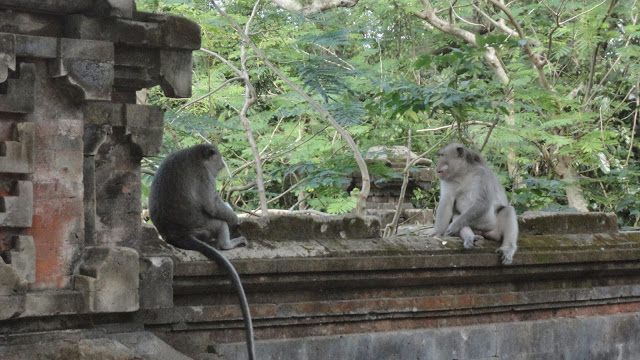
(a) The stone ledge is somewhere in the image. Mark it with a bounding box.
[140,284,640,326]
[519,211,618,235]
[170,231,640,275]
[139,230,640,355]
[0,329,190,360]
[239,214,381,241]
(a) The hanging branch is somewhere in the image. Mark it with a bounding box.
[210,0,371,216]
[383,130,412,237]
[625,82,639,167]
[416,120,496,133]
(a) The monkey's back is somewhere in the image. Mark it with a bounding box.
[149,148,215,237]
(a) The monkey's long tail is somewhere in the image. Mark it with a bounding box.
[186,235,256,360]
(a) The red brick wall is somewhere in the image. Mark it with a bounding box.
[1,61,85,290]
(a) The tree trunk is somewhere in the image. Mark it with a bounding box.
[555,155,589,212]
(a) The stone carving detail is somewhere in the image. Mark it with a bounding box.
[48,39,114,102]
[0,260,27,320]
[159,50,193,98]
[0,62,35,114]
[81,102,164,157]
[65,12,200,98]
[0,33,16,83]
[0,180,33,228]
[0,122,35,174]
[83,124,113,246]
[3,235,36,284]
[74,246,139,313]
[124,104,164,156]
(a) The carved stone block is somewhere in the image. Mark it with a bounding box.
[0,62,35,114]
[14,34,58,59]
[65,15,161,47]
[0,180,34,228]
[125,104,164,156]
[0,12,63,37]
[74,246,139,313]
[93,0,136,19]
[0,122,35,174]
[159,50,193,98]
[0,32,16,83]
[134,12,201,50]
[4,235,36,284]
[83,124,112,156]
[139,257,173,310]
[48,38,114,102]
[82,101,123,126]
[49,59,114,101]
[0,261,27,320]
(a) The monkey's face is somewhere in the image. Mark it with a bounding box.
[434,153,451,180]
[434,143,465,180]
[200,144,225,175]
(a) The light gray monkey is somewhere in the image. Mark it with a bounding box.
[149,143,255,360]
[429,143,518,265]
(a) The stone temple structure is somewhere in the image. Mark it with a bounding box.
[1,1,640,359]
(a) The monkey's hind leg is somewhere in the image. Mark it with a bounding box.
[495,206,518,265]
[460,226,484,249]
[208,218,248,250]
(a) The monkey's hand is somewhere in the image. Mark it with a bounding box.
[444,222,462,237]
[428,228,443,237]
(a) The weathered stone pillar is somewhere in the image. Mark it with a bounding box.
[0,0,200,318]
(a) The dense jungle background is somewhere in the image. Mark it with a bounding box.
[137,0,640,229]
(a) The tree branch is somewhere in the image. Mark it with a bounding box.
[486,0,551,90]
[175,73,243,113]
[211,0,371,216]
[269,0,359,14]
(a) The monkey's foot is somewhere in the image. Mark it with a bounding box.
[496,246,516,265]
[219,236,248,250]
[462,235,484,249]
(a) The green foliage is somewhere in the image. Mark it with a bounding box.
[136,0,640,227]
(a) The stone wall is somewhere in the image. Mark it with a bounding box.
[131,213,640,359]
[213,312,640,360]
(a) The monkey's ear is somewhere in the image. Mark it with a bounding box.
[205,147,217,158]
[456,146,465,158]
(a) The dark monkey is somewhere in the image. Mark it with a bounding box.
[429,143,519,265]
[149,144,255,359]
